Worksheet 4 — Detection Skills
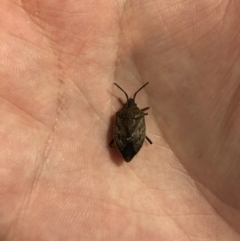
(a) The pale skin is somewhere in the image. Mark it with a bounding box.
[0,0,240,240]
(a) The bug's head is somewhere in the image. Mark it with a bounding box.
[126,98,136,107]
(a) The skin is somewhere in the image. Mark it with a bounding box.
[0,0,240,240]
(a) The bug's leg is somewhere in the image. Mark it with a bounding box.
[109,139,115,147]
[144,113,148,116]
[145,136,152,144]
[118,98,125,106]
[141,107,150,112]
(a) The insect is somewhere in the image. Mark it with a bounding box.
[109,82,152,162]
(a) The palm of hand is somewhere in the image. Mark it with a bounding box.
[1,0,240,240]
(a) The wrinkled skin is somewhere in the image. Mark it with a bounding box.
[0,0,240,240]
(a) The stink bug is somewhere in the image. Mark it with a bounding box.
[109,82,152,162]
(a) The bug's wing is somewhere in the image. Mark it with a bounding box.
[113,115,146,161]
[113,116,129,151]
[131,117,146,153]
[114,118,137,162]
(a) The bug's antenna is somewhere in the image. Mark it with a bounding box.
[133,82,149,101]
[114,83,128,101]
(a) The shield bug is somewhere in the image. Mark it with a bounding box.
[109,82,152,162]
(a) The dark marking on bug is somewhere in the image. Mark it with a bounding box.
[109,82,152,162]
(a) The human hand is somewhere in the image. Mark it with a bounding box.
[0,0,239,240]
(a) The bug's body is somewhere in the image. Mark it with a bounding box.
[110,83,152,162]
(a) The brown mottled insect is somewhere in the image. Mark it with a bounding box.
[109,82,152,162]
